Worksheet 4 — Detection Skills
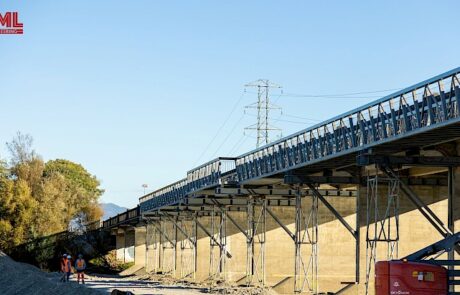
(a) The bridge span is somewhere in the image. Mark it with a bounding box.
[103,67,460,294]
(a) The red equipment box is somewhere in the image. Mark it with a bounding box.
[375,260,447,295]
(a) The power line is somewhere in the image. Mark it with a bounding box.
[246,87,402,99]
[245,112,321,125]
[282,113,322,122]
[193,91,246,165]
[211,114,245,158]
[228,131,251,155]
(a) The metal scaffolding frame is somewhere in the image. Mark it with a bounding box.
[265,188,319,294]
[365,168,400,295]
[154,217,176,275]
[208,205,228,280]
[246,196,267,286]
[294,188,319,294]
[163,214,197,280]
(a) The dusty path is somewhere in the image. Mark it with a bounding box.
[75,273,277,295]
[73,274,206,294]
[0,250,274,295]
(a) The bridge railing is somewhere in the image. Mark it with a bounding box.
[102,206,140,229]
[139,178,188,212]
[236,68,460,182]
[187,157,236,192]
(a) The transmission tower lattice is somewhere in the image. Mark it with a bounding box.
[244,79,282,147]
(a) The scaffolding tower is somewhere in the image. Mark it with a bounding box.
[294,189,319,294]
[365,168,400,295]
[246,197,267,286]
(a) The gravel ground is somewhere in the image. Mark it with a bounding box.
[77,274,205,294]
[0,251,277,295]
[79,273,277,295]
[0,251,101,295]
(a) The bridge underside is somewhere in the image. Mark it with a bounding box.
[105,68,460,294]
[110,148,459,294]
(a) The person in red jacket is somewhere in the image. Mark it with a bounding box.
[65,255,72,282]
[60,253,67,282]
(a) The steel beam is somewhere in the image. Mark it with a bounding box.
[265,206,295,241]
[195,217,232,258]
[285,175,361,185]
[210,199,249,240]
[357,155,460,167]
[162,213,196,247]
[383,166,452,237]
[215,187,357,197]
[151,221,175,246]
[306,183,357,238]
[448,166,455,292]
[285,174,449,186]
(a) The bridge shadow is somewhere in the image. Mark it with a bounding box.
[5,228,114,271]
[174,176,456,246]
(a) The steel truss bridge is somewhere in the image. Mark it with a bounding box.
[104,67,460,294]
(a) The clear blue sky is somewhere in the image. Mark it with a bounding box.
[0,1,458,208]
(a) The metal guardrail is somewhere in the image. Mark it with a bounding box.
[140,178,188,212]
[187,157,236,192]
[139,158,237,212]
[235,68,460,182]
[102,206,140,229]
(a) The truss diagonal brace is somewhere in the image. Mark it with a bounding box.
[162,213,196,247]
[382,166,460,255]
[210,199,250,240]
[195,218,232,258]
[383,167,451,235]
[151,221,175,246]
[265,206,295,241]
[306,183,357,238]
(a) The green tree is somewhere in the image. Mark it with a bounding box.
[0,133,104,249]
[44,159,104,225]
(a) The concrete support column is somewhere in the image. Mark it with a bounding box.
[124,228,135,263]
[116,228,126,262]
[134,226,146,266]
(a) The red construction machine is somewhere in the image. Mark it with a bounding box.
[375,233,460,295]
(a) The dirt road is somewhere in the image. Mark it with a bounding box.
[72,274,205,294]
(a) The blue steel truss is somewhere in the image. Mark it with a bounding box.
[140,157,236,212]
[236,67,460,181]
[139,67,460,213]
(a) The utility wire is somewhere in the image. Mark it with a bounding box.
[193,91,246,166]
[245,112,320,125]
[246,87,402,99]
[282,113,322,122]
[211,114,246,158]
[228,132,250,155]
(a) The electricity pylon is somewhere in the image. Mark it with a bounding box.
[244,79,282,147]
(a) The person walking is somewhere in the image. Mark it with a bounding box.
[65,255,72,282]
[75,254,87,284]
[60,254,67,282]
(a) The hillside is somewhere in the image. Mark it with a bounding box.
[101,203,127,220]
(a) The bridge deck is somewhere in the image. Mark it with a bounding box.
[107,67,460,217]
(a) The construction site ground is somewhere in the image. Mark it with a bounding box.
[79,273,277,294]
[0,251,277,295]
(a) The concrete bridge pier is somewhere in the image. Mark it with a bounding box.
[133,157,460,294]
[114,227,137,264]
[115,228,125,262]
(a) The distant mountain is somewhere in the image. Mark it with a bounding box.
[101,203,128,220]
